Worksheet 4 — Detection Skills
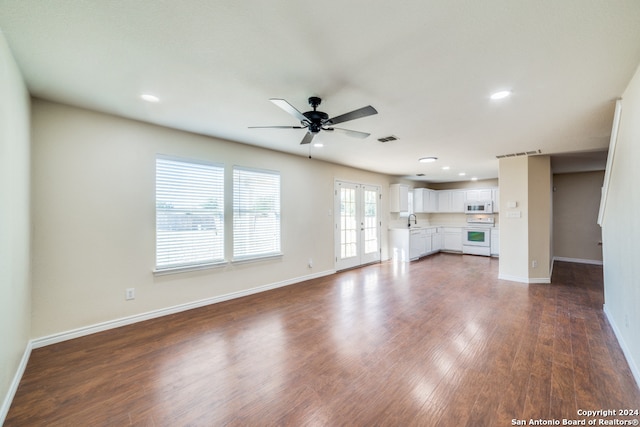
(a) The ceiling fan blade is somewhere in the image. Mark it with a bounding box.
[327,127,371,139]
[270,98,309,123]
[327,105,378,125]
[300,132,315,145]
[248,125,305,129]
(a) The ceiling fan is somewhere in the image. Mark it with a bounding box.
[250,97,378,145]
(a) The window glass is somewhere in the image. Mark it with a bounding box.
[156,157,224,270]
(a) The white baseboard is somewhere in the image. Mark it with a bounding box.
[603,304,640,390]
[32,269,335,349]
[553,256,603,266]
[0,342,32,426]
[498,273,550,284]
[2,269,336,423]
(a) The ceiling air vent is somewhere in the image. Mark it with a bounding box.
[496,149,541,159]
[377,135,398,143]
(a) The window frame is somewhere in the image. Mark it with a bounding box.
[232,165,282,262]
[154,155,226,274]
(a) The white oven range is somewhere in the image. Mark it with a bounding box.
[462,216,494,257]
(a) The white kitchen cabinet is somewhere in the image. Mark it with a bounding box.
[442,227,463,252]
[389,227,440,261]
[432,230,442,252]
[389,184,409,213]
[410,228,425,260]
[438,190,465,213]
[426,190,438,212]
[413,188,427,213]
[413,188,438,213]
[491,228,499,256]
[492,188,500,212]
[389,228,410,262]
[423,228,438,255]
[466,189,493,201]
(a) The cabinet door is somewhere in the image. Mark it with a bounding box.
[410,230,425,260]
[426,190,438,212]
[492,188,500,212]
[467,188,493,201]
[466,190,480,201]
[437,191,450,212]
[491,229,499,255]
[478,189,492,200]
[451,191,466,213]
[432,232,442,251]
[413,189,426,213]
[443,230,462,251]
[390,184,409,213]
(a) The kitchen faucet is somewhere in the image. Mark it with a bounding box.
[408,214,417,227]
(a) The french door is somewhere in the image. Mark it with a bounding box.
[334,181,381,270]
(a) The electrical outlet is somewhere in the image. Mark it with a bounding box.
[625,315,630,328]
[532,260,538,269]
[125,288,135,300]
[308,258,313,268]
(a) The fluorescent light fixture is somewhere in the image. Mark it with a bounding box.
[141,93,160,103]
[490,90,511,100]
[458,172,466,176]
[419,157,438,163]
[313,143,324,148]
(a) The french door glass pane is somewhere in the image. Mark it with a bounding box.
[340,187,357,259]
[364,189,378,254]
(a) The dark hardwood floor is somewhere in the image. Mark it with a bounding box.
[6,254,640,426]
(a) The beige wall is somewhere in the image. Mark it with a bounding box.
[498,156,529,281]
[30,100,394,338]
[527,156,551,279]
[553,171,604,262]
[498,156,551,283]
[0,33,31,422]
[601,63,640,385]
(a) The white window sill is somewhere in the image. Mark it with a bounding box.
[153,260,228,276]
[231,252,283,264]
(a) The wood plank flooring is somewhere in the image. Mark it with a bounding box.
[6,254,640,426]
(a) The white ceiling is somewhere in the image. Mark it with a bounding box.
[2,1,640,182]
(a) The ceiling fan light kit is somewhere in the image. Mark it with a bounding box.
[250,96,378,145]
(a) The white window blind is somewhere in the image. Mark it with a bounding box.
[233,167,281,260]
[156,157,224,270]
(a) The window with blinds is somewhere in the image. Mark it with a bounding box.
[156,156,224,270]
[233,167,281,260]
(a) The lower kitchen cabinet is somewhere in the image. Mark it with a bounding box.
[389,227,441,262]
[442,228,463,252]
[491,228,499,256]
[432,231,442,252]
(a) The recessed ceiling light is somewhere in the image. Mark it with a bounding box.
[442,166,450,170]
[141,93,160,103]
[459,172,466,176]
[313,143,324,148]
[471,177,478,181]
[419,157,438,163]
[490,90,511,100]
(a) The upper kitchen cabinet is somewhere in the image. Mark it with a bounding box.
[437,190,465,213]
[413,188,438,213]
[465,189,493,201]
[389,184,409,213]
[492,188,500,212]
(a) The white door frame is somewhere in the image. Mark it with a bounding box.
[334,180,381,271]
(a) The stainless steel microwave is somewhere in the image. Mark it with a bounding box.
[464,201,493,214]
